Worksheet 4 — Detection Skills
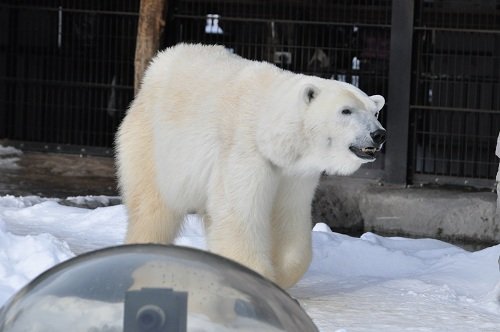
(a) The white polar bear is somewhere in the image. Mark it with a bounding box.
[116,44,386,289]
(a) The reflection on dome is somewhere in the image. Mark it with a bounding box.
[0,244,317,332]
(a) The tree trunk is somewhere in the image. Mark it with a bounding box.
[134,0,167,94]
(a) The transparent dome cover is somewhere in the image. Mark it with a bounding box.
[0,244,317,332]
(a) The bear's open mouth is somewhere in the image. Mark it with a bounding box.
[349,146,379,160]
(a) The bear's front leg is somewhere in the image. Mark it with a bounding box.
[206,154,279,283]
[271,174,320,288]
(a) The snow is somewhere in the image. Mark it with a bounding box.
[0,146,22,157]
[0,145,22,170]
[0,195,499,331]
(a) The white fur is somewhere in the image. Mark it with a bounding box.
[116,44,385,288]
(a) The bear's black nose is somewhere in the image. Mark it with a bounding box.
[370,129,386,145]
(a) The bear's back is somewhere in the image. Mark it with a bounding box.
[145,44,254,84]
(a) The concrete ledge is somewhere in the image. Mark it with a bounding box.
[312,176,499,246]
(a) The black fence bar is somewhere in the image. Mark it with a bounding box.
[384,0,414,184]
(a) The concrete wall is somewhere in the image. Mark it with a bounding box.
[312,175,499,246]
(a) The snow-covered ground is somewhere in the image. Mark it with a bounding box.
[0,194,499,331]
[0,145,22,170]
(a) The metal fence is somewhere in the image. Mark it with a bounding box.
[0,0,138,155]
[409,0,500,187]
[0,0,498,187]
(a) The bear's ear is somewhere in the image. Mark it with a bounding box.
[370,95,385,111]
[302,84,320,105]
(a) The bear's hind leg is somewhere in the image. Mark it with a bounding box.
[124,188,184,244]
[117,107,184,245]
[119,148,183,244]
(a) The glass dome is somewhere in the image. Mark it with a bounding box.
[0,244,317,332]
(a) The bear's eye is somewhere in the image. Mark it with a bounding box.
[375,112,379,118]
[341,109,352,115]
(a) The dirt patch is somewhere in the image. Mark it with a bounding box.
[0,151,118,198]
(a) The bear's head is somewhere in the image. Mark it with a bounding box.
[299,81,385,176]
[257,78,386,177]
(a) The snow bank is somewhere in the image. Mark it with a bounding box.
[0,145,22,170]
[0,146,22,157]
[0,217,73,305]
[0,195,499,331]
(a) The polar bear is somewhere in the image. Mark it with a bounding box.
[116,44,386,289]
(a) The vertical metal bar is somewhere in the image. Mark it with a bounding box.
[432,107,437,174]
[58,6,62,48]
[409,108,416,174]
[422,107,428,173]
[486,112,493,177]
[384,0,415,184]
[442,112,453,176]
[0,4,6,138]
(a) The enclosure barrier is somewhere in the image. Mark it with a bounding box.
[0,0,498,188]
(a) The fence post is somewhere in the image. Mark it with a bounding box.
[496,132,500,223]
[383,0,415,184]
[134,0,168,94]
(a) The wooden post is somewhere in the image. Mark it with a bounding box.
[134,0,167,94]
